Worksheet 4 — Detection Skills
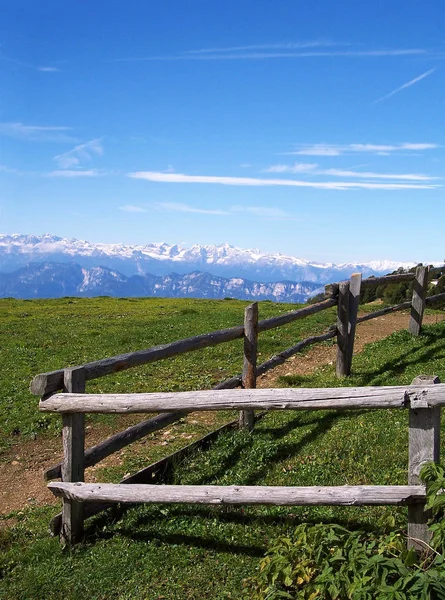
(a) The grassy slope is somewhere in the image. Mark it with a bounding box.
[1,298,445,599]
[0,296,335,452]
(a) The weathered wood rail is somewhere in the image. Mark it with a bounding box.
[30,266,445,546]
[41,377,443,550]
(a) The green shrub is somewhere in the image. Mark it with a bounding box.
[244,463,445,599]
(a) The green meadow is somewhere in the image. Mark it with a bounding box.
[1,297,445,599]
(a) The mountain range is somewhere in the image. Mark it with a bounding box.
[0,234,423,301]
[0,262,321,302]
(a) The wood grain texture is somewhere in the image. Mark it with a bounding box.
[345,273,362,375]
[48,482,426,506]
[336,281,350,377]
[240,302,258,430]
[39,384,445,414]
[408,375,441,550]
[61,367,85,546]
[409,266,428,336]
[426,292,445,306]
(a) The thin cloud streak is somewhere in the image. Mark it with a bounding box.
[54,138,104,169]
[119,205,148,213]
[154,202,229,216]
[151,202,293,219]
[184,40,342,54]
[291,142,439,156]
[0,122,76,143]
[231,205,291,219]
[46,169,103,178]
[115,48,425,62]
[129,171,438,191]
[265,163,437,181]
[373,68,436,103]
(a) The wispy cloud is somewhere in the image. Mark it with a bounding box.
[128,171,438,191]
[373,68,436,103]
[119,205,149,213]
[0,164,23,175]
[38,66,61,73]
[265,162,437,181]
[46,169,103,178]
[150,202,292,219]
[154,202,229,216]
[115,45,425,63]
[290,142,439,156]
[54,138,103,169]
[264,163,318,173]
[230,205,291,219]
[184,40,342,54]
[0,54,62,73]
[0,122,75,142]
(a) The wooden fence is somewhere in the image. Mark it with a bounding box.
[30,266,445,546]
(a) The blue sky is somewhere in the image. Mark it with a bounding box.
[1,0,444,263]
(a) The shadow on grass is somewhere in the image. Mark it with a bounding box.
[85,503,395,557]
[279,327,445,389]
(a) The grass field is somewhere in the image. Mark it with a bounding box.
[1,297,445,599]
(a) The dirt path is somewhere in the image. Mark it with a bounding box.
[1,309,444,521]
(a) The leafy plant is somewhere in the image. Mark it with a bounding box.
[244,464,445,599]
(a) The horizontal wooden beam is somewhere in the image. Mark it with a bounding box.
[30,299,335,397]
[45,368,244,481]
[50,413,258,534]
[44,411,188,481]
[257,298,336,332]
[48,482,426,506]
[361,273,415,289]
[426,292,445,306]
[39,384,445,414]
[30,325,245,396]
[356,301,412,324]
[256,330,336,376]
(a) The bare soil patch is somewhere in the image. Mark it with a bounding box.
[1,310,444,518]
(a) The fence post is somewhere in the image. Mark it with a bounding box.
[336,281,350,377]
[239,302,258,430]
[61,366,86,546]
[346,273,362,375]
[408,375,441,551]
[409,266,428,336]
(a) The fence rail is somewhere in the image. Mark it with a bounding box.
[41,376,442,550]
[30,266,445,547]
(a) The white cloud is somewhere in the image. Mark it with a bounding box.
[47,169,102,178]
[0,122,75,142]
[230,205,291,218]
[152,201,293,219]
[373,68,436,103]
[119,205,148,213]
[154,202,229,215]
[117,48,425,62]
[184,40,342,54]
[128,170,438,190]
[265,163,437,181]
[291,142,439,156]
[38,66,61,72]
[54,138,103,169]
[264,163,318,173]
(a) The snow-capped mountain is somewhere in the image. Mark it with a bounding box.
[0,234,419,284]
[0,262,321,302]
